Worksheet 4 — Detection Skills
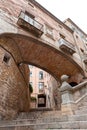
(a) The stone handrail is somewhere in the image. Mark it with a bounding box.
[75,93,87,104]
[60,75,87,114]
[60,75,87,93]
[70,81,87,92]
[70,81,87,104]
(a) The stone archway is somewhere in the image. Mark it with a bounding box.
[0,33,84,80]
[0,33,85,119]
[0,37,30,120]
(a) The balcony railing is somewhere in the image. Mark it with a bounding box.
[17,11,43,37]
[39,88,45,94]
[58,38,76,55]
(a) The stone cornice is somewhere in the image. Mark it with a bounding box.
[64,18,87,37]
[29,0,74,33]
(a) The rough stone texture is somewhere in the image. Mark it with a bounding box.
[19,63,30,86]
[0,38,30,119]
[0,0,87,120]
[1,106,87,129]
[60,75,87,115]
[0,33,83,81]
[0,0,85,81]
[76,90,87,108]
[51,78,61,110]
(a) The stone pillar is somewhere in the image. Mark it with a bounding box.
[60,75,75,115]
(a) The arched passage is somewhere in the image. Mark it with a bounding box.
[0,33,84,81]
[0,32,85,119]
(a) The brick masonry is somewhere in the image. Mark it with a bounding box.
[0,37,30,119]
[0,0,85,81]
[0,0,87,120]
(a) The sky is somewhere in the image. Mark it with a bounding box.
[36,0,87,34]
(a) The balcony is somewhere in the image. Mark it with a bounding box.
[58,38,76,55]
[17,11,44,37]
[83,54,87,64]
[39,88,45,94]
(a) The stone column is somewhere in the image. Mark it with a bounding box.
[60,75,75,115]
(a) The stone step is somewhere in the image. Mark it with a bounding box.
[1,114,87,128]
[1,111,87,129]
[68,114,87,121]
[81,102,87,106]
[0,115,68,126]
[77,102,87,108]
[0,128,71,130]
[30,108,52,111]
[75,109,87,115]
[0,121,87,129]
[17,110,61,119]
[78,105,87,110]
[17,111,43,119]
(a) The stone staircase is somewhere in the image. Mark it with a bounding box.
[1,107,87,129]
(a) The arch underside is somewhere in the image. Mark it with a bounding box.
[0,33,84,80]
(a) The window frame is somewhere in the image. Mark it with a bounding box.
[39,71,43,80]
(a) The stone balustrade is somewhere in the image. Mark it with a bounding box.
[60,75,87,115]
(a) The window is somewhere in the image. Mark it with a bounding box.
[80,48,84,53]
[3,53,11,64]
[76,35,78,39]
[38,82,44,90]
[25,11,35,19]
[58,24,62,29]
[59,33,65,39]
[30,82,33,86]
[30,71,32,77]
[28,2,34,8]
[45,24,53,38]
[39,71,43,80]
[29,65,33,68]
[70,25,76,31]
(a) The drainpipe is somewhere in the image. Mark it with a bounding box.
[73,32,85,71]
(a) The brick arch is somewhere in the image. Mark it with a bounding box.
[0,33,84,81]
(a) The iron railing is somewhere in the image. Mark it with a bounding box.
[19,11,43,31]
[58,38,76,54]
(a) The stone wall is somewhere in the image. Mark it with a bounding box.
[0,0,85,81]
[0,0,86,119]
[60,75,87,115]
[48,76,61,110]
[0,37,30,120]
[0,0,74,44]
[19,63,30,86]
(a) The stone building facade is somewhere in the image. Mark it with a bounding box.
[0,0,87,119]
[0,37,30,119]
[29,65,61,110]
[29,65,51,108]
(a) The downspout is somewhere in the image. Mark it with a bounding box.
[72,32,85,73]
